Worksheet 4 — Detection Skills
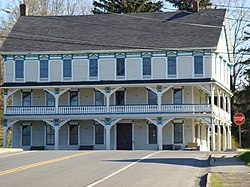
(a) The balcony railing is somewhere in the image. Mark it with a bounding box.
[6,106,55,115]
[6,104,212,116]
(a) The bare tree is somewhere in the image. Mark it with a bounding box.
[213,0,250,91]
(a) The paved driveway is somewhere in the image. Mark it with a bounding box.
[0,151,210,187]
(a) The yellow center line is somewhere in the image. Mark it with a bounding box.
[0,151,96,176]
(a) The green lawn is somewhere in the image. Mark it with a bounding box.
[238,151,250,166]
[211,173,224,187]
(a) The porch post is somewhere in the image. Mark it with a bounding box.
[197,124,201,146]
[207,126,210,151]
[157,93,162,112]
[3,90,8,115]
[157,118,163,150]
[223,123,227,151]
[3,120,8,148]
[54,90,60,114]
[210,84,216,151]
[228,124,232,149]
[192,119,195,142]
[105,119,111,150]
[54,120,59,150]
[217,121,221,151]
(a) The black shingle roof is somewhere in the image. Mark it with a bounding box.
[0,9,226,53]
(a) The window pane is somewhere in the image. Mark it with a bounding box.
[194,56,203,75]
[70,125,78,145]
[148,90,157,105]
[95,91,104,105]
[95,124,104,144]
[40,60,48,78]
[174,123,183,143]
[148,124,157,144]
[70,91,78,106]
[116,58,125,76]
[143,57,151,76]
[116,91,124,105]
[89,59,98,77]
[46,125,54,145]
[46,92,55,106]
[63,59,72,78]
[22,125,31,145]
[22,92,31,106]
[168,56,176,75]
[15,60,24,79]
[174,89,182,104]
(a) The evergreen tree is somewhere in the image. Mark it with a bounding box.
[92,0,163,14]
[166,0,211,11]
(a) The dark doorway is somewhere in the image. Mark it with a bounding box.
[117,124,132,150]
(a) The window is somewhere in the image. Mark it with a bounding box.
[95,124,104,144]
[116,58,125,77]
[116,91,125,105]
[95,91,104,105]
[40,60,48,79]
[46,92,55,106]
[143,57,151,76]
[70,91,78,106]
[148,90,157,105]
[148,124,157,144]
[15,60,24,79]
[69,125,78,145]
[168,56,176,77]
[173,89,182,104]
[22,125,31,146]
[46,125,54,145]
[89,59,98,78]
[22,92,31,106]
[63,59,72,79]
[220,96,224,109]
[174,123,183,143]
[194,55,203,76]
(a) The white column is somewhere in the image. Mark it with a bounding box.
[228,125,231,149]
[106,94,110,113]
[54,125,59,150]
[210,84,216,151]
[3,126,8,148]
[157,125,163,150]
[217,122,221,151]
[105,125,111,150]
[171,123,174,145]
[192,119,195,142]
[157,93,162,112]
[197,124,201,146]
[223,123,227,151]
[207,126,210,151]
[55,95,59,114]
[3,94,8,115]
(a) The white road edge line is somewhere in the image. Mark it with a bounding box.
[86,151,160,187]
[0,151,36,158]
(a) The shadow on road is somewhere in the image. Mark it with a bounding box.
[104,157,210,168]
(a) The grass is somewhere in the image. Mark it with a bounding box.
[238,151,250,166]
[211,173,224,187]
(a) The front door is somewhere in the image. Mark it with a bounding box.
[117,124,132,150]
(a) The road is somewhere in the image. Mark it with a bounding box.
[0,151,210,187]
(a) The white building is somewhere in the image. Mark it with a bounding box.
[0,4,233,151]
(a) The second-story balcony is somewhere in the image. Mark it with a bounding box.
[6,104,211,116]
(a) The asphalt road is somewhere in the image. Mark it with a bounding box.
[0,151,210,187]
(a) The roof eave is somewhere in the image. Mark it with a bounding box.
[0,47,218,55]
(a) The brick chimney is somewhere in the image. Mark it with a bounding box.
[193,0,200,12]
[20,4,26,16]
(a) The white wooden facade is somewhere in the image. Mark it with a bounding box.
[1,8,233,151]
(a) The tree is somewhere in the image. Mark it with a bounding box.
[92,0,163,14]
[166,0,212,11]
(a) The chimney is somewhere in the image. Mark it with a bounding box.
[20,4,26,16]
[193,0,200,12]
